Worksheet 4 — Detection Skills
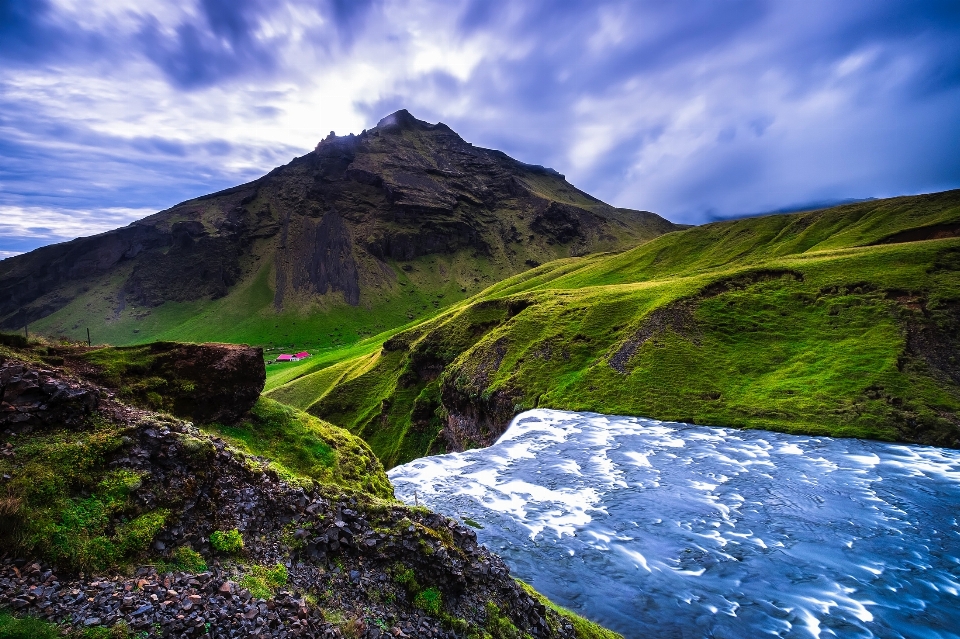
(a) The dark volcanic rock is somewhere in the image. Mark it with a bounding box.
[439,336,520,452]
[441,384,520,453]
[79,342,265,424]
[0,360,99,432]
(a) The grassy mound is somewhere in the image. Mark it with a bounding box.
[204,397,394,499]
[265,190,960,466]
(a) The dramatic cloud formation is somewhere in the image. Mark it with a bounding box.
[2,0,959,255]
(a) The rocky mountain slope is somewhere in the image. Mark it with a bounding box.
[0,110,676,350]
[264,189,960,467]
[0,337,618,638]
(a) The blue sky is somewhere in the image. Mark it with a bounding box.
[2,0,959,257]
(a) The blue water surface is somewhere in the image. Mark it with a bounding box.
[388,410,960,639]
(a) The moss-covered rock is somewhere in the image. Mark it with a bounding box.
[78,341,265,424]
[205,397,394,499]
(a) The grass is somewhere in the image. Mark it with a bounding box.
[204,397,394,499]
[161,546,207,573]
[209,529,244,553]
[516,581,622,639]
[263,191,960,467]
[239,563,288,599]
[0,612,133,639]
[483,602,523,639]
[0,416,169,572]
[414,587,443,616]
[0,613,64,639]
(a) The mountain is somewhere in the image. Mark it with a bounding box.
[263,189,960,467]
[0,109,677,349]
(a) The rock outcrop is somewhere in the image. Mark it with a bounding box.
[71,342,265,424]
[0,360,100,431]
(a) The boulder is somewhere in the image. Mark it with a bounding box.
[82,342,265,424]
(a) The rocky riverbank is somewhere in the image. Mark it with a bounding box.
[0,340,613,639]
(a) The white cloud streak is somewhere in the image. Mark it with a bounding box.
[0,206,154,241]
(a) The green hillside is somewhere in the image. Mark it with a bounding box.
[29,249,487,354]
[264,190,960,468]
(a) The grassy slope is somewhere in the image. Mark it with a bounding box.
[203,397,394,499]
[30,249,479,355]
[264,190,960,468]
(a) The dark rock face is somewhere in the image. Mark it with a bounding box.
[0,109,677,330]
[439,337,519,451]
[531,202,586,244]
[441,384,520,452]
[0,361,99,431]
[121,233,243,307]
[78,342,266,424]
[277,210,360,308]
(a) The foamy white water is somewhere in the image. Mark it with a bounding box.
[389,409,960,639]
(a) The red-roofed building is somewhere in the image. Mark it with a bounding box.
[276,354,297,362]
[295,351,311,359]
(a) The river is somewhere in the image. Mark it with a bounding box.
[388,409,960,639]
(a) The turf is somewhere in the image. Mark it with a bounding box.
[264,190,960,467]
[0,612,134,639]
[203,397,394,499]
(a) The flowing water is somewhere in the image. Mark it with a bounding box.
[388,409,960,639]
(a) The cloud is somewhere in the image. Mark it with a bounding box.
[0,205,155,254]
[0,0,958,257]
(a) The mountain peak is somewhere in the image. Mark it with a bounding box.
[315,109,448,151]
[373,109,458,137]
[376,108,420,130]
